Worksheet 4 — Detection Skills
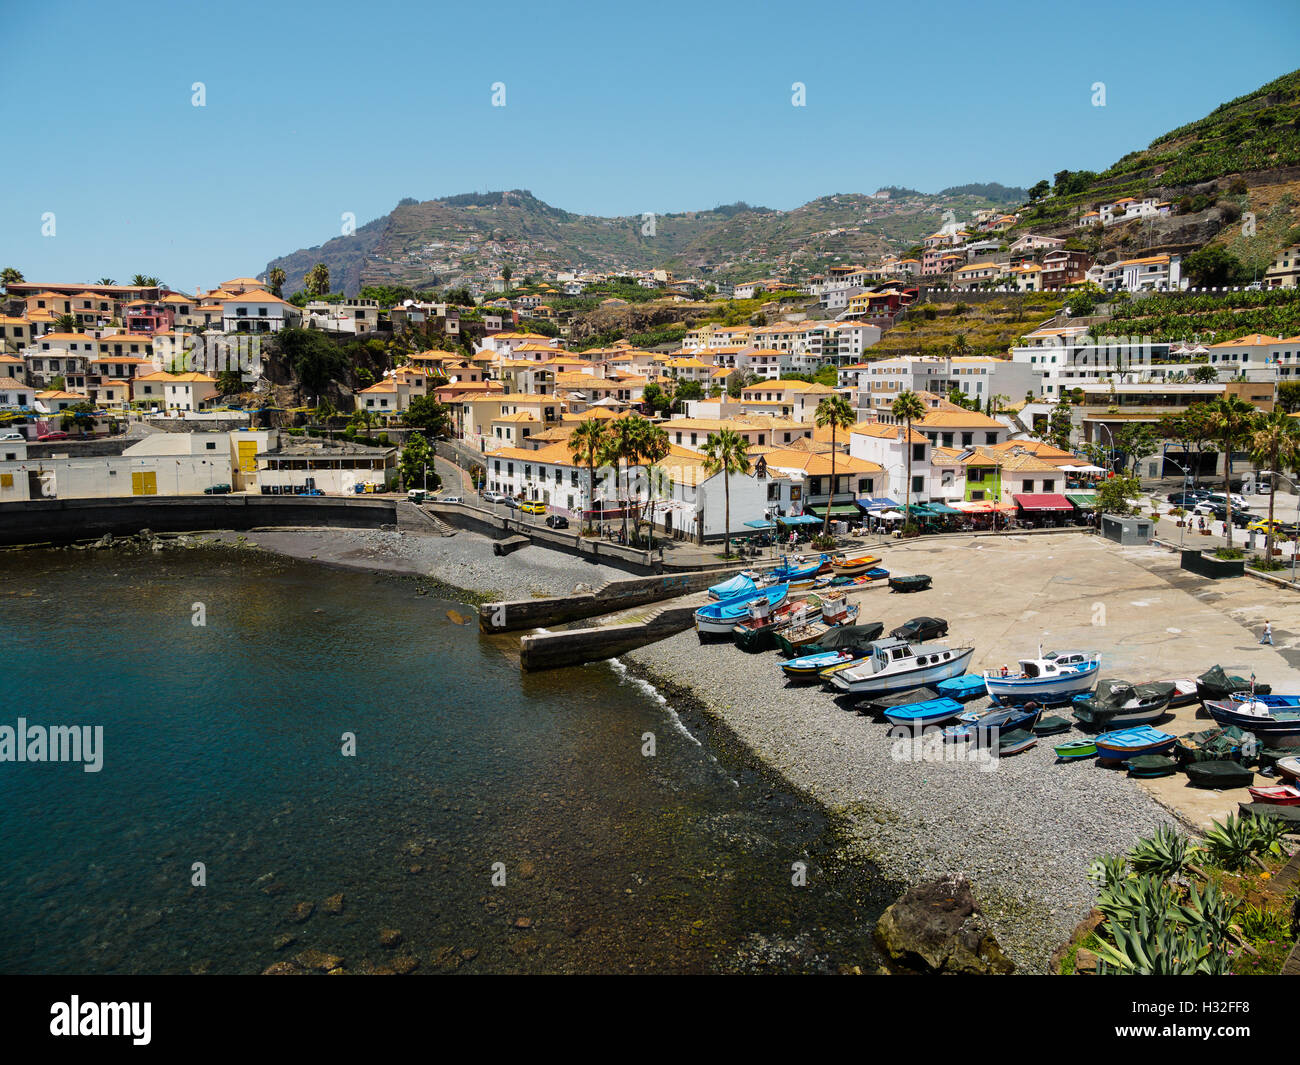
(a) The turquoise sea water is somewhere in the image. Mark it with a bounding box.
[0,547,887,973]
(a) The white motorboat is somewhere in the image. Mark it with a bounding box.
[827,638,974,696]
[983,649,1100,703]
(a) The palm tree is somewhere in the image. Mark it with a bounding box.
[892,390,927,525]
[130,274,161,288]
[567,420,608,532]
[95,277,117,286]
[814,394,856,535]
[638,422,671,548]
[305,263,330,298]
[53,313,78,333]
[1207,395,1258,548]
[268,267,286,298]
[702,428,750,557]
[608,416,647,542]
[1,267,24,288]
[948,332,971,357]
[1250,410,1300,558]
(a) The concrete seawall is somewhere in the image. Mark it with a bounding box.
[519,601,701,671]
[480,568,741,633]
[0,496,397,546]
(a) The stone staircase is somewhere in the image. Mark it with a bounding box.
[396,501,456,537]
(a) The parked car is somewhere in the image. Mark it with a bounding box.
[520,501,547,515]
[1247,518,1300,535]
[482,490,508,504]
[407,489,430,503]
[1194,502,1252,528]
[544,514,569,529]
[503,497,521,510]
[440,495,464,504]
[1167,490,1210,506]
[0,431,25,442]
[203,483,232,495]
[1206,492,1249,510]
[889,616,948,642]
[37,431,68,441]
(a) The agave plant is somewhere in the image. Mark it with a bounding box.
[1204,814,1263,872]
[1089,854,1130,890]
[1247,815,1290,859]
[1127,825,1201,881]
[1177,879,1241,943]
[1096,873,1176,927]
[1094,911,1231,975]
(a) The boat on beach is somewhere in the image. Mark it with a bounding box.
[1186,760,1254,790]
[984,650,1101,704]
[829,552,880,577]
[1248,783,1300,805]
[827,638,974,696]
[775,593,860,651]
[854,686,939,716]
[1073,680,1173,729]
[1167,679,1199,708]
[943,704,1041,744]
[1054,738,1098,761]
[1094,726,1177,766]
[708,572,759,602]
[813,568,889,590]
[882,696,965,727]
[781,647,865,681]
[997,729,1038,756]
[694,583,788,638]
[1127,755,1179,778]
[1204,698,1300,737]
[732,593,822,652]
[776,620,883,659]
[934,673,988,702]
[888,574,932,593]
[1196,664,1271,704]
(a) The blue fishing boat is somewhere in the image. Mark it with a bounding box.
[1226,692,1300,710]
[694,583,788,638]
[770,554,829,586]
[781,648,865,681]
[708,572,757,601]
[946,704,1041,743]
[935,673,988,702]
[882,696,965,727]
[1205,698,1300,737]
[1094,726,1176,766]
[983,649,1101,703]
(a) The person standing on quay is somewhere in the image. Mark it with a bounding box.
[1261,621,1273,645]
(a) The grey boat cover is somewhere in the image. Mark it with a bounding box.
[1197,664,1271,700]
[818,622,885,650]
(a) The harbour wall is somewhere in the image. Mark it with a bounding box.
[519,602,701,671]
[480,569,726,633]
[0,496,397,546]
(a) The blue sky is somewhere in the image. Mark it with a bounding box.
[2,0,1297,290]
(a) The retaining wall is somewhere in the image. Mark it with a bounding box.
[480,569,729,633]
[519,602,700,671]
[0,496,397,546]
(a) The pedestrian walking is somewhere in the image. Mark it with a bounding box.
[1261,621,1273,645]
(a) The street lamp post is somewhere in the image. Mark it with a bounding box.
[1162,455,1194,551]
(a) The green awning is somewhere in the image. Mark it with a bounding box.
[1066,493,1098,508]
[808,503,861,517]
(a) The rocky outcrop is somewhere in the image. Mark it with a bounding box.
[874,875,1014,975]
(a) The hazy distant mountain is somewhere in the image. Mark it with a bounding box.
[265,185,1025,295]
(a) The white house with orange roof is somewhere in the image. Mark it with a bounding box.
[25,332,98,386]
[849,421,935,503]
[131,371,218,412]
[738,380,838,422]
[1088,254,1184,292]
[221,290,301,332]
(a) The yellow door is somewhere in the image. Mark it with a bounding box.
[238,441,257,473]
[131,471,158,496]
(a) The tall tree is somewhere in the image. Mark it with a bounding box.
[130,274,161,287]
[1250,411,1300,559]
[1,267,24,288]
[638,422,671,549]
[814,394,856,534]
[607,415,648,542]
[702,428,751,557]
[567,420,609,533]
[95,277,117,286]
[1207,395,1258,547]
[53,313,78,333]
[268,267,286,298]
[305,263,331,298]
[892,390,927,523]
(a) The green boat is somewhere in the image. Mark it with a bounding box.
[1054,738,1097,761]
[1034,715,1072,736]
[1127,754,1179,778]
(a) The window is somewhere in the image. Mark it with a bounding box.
[1043,479,1055,492]
[985,432,998,445]
[912,443,925,461]
[912,475,923,493]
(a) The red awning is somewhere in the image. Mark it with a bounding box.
[1013,493,1074,512]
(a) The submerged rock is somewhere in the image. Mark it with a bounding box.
[379,928,403,949]
[874,875,1014,975]
[322,893,345,915]
[295,949,344,972]
[285,900,315,924]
